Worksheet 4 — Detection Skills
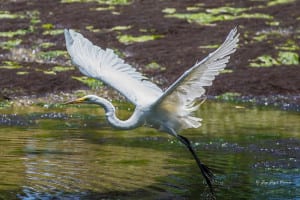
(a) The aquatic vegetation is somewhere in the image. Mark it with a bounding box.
[72,76,103,89]
[117,34,164,44]
[0,39,22,50]
[253,33,268,42]
[262,28,292,37]
[39,42,56,49]
[41,23,64,35]
[92,6,115,11]
[37,50,68,60]
[266,21,280,26]
[0,10,39,43]
[250,55,279,67]
[111,11,120,15]
[206,7,248,15]
[199,44,219,49]
[111,48,126,58]
[164,6,273,25]
[43,71,57,75]
[249,52,299,67]
[0,29,29,38]
[277,52,299,65]
[162,8,176,14]
[61,0,131,5]
[0,61,22,69]
[276,40,299,51]
[145,62,166,71]
[166,12,272,25]
[42,23,54,30]
[42,29,64,36]
[220,69,234,74]
[0,11,23,19]
[111,25,132,31]
[253,29,294,43]
[16,71,29,75]
[27,10,41,25]
[85,25,101,33]
[267,0,295,6]
[52,65,75,72]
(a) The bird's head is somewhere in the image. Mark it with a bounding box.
[65,95,99,104]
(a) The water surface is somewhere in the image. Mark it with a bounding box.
[0,101,299,199]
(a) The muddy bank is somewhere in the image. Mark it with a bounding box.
[0,0,299,108]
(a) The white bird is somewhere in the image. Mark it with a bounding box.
[64,28,239,192]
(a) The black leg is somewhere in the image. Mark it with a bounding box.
[177,134,214,194]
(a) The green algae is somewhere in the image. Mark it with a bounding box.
[117,34,164,44]
[42,23,54,30]
[0,29,29,38]
[249,55,279,67]
[37,50,68,60]
[111,48,126,58]
[85,25,131,33]
[52,66,75,72]
[162,8,176,14]
[199,44,219,49]
[166,12,272,25]
[145,62,166,71]
[61,0,131,5]
[42,29,64,36]
[249,51,299,67]
[206,7,248,15]
[16,71,29,75]
[277,52,299,65]
[41,23,64,35]
[93,6,115,11]
[72,76,103,89]
[112,25,132,31]
[276,40,299,51]
[0,10,39,23]
[39,42,56,49]
[0,11,24,19]
[0,61,22,69]
[0,39,22,50]
[86,25,102,33]
[266,21,280,26]
[267,0,295,6]
[27,10,41,25]
[253,33,268,42]
[165,6,273,25]
[252,31,298,46]
[220,69,234,74]
[43,71,57,75]
[35,65,73,76]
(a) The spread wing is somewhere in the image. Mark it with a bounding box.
[64,29,163,106]
[154,27,239,131]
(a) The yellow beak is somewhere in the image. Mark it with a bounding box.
[65,97,86,104]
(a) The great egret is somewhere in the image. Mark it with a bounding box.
[64,27,239,192]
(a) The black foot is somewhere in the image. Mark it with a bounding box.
[177,134,214,194]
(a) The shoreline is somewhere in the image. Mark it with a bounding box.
[2,90,299,112]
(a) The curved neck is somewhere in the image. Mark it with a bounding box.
[92,96,143,130]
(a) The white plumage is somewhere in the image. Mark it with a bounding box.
[155,27,239,130]
[65,27,239,192]
[65,29,162,106]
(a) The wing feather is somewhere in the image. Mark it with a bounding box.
[154,27,239,131]
[64,29,162,106]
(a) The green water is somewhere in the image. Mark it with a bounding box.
[0,101,299,199]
